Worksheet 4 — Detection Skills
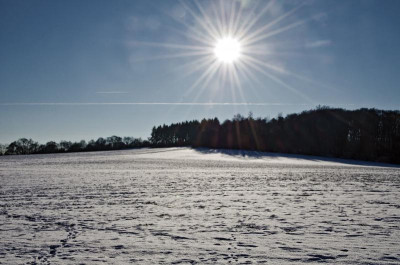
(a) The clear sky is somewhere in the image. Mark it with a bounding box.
[1,0,399,143]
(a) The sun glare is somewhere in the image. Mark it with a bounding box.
[214,37,241,63]
[132,0,313,102]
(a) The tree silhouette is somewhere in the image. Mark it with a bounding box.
[2,107,399,164]
[148,107,400,164]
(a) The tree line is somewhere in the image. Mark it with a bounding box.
[1,106,399,164]
[1,136,149,155]
[149,106,400,164]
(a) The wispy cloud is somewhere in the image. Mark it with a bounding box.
[305,40,332,48]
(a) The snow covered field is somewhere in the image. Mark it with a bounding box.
[0,148,399,264]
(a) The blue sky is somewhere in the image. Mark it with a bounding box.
[1,0,399,143]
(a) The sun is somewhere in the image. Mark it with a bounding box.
[214,37,241,63]
[131,1,312,102]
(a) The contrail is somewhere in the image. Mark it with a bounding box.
[0,102,311,106]
[95,91,130,94]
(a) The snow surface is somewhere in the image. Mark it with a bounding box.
[0,148,399,264]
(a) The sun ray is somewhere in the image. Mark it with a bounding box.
[243,46,301,57]
[158,7,213,46]
[235,60,264,100]
[189,62,221,105]
[230,1,243,37]
[235,60,260,86]
[230,63,249,113]
[184,59,221,97]
[241,59,314,103]
[227,65,238,104]
[236,0,275,40]
[227,0,236,37]
[220,0,232,37]
[240,3,304,44]
[163,24,213,47]
[179,56,213,69]
[165,2,217,45]
[242,54,335,91]
[176,56,216,78]
[127,40,208,51]
[230,64,242,92]
[180,0,220,41]
[126,0,325,108]
[236,65,265,110]
[193,0,221,39]
[234,1,262,38]
[210,1,225,38]
[131,50,212,62]
[244,16,310,46]
[209,64,230,102]
[218,64,228,89]
[241,54,285,74]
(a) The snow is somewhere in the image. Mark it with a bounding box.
[0,148,399,264]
